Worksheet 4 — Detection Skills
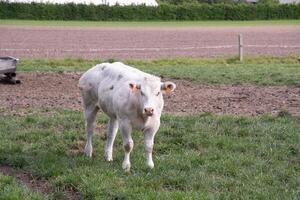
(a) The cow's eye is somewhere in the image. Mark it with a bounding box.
[156,92,160,96]
[141,91,145,96]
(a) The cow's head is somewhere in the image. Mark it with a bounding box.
[129,80,176,117]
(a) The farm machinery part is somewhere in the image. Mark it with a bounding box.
[0,57,21,84]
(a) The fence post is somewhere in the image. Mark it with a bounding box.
[239,34,243,62]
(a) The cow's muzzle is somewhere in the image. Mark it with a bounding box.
[144,107,154,116]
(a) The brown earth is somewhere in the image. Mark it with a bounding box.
[0,166,50,195]
[0,165,81,199]
[1,72,299,117]
[0,26,299,60]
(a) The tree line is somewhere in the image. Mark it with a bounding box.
[158,0,281,5]
[0,2,299,20]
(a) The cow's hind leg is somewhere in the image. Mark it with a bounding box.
[120,121,133,172]
[105,118,119,161]
[83,104,99,158]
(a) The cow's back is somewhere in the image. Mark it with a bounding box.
[79,62,159,91]
[99,62,158,83]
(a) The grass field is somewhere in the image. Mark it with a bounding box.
[1,55,300,199]
[19,56,300,86]
[0,109,299,199]
[0,19,300,27]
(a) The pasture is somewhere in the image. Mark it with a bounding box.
[0,109,299,199]
[0,21,299,199]
[1,57,299,199]
[19,56,300,86]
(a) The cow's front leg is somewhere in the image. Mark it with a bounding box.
[120,121,133,172]
[143,125,159,169]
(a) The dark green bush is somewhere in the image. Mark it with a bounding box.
[0,2,299,21]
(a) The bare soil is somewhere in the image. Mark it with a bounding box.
[0,166,50,195]
[0,26,299,60]
[0,72,299,117]
[0,165,81,199]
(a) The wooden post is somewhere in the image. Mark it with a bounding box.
[239,34,243,62]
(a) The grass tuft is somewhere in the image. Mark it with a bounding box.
[277,110,293,118]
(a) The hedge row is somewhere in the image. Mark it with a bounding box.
[0,2,300,20]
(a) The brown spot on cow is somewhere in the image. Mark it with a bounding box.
[124,143,132,152]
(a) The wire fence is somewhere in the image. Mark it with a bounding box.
[1,34,299,59]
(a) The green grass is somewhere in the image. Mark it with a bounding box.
[0,19,300,28]
[0,174,44,200]
[0,109,299,199]
[18,56,300,86]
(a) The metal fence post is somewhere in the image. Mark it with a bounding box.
[239,34,243,62]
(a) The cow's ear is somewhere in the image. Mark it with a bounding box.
[161,82,176,94]
[129,83,141,92]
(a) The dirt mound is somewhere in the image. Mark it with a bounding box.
[0,72,299,117]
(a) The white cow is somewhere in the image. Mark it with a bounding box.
[78,62,176,171]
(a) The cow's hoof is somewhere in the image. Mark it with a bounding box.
[147,161,154,169]
[122,161,131,172]
[85,151,92,158]
[84,145,93,158]
[104,152,113,161]
[85,152,92,158]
